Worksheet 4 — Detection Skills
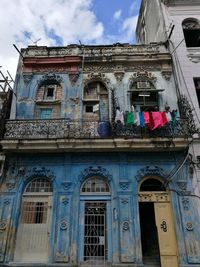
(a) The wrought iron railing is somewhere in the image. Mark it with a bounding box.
[3,118,193,140]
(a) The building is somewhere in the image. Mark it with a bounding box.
[0,43,199,267]
[136,0,200,212]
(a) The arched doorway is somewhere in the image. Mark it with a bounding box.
[79,177,112,266]
[14,178,53,262]
[138,177,178,267]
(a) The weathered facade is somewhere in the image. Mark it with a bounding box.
[0,43,199,267]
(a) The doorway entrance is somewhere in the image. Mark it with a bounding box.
[138,178,179,267]
[79,177,111,267]
[139,202,160,266]
[84,202,107,265]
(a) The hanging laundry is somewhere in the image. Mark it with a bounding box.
[126,111,134,125]
[165,111,172,122]
[171,110,178,123]
[139,112,145,127]
[151,112,163,130]
[135,111,140,126]
[143,112,150,125]
[115,109,124,124]
[162,112,168,126]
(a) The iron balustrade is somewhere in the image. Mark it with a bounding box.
[2,118,194,139]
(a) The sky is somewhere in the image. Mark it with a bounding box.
[0,0,141,81]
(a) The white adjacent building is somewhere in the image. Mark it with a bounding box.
[136,0,200,211]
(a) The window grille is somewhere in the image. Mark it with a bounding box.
[81,177,110,194]
[20,201,48,224]
[25,178,53,193]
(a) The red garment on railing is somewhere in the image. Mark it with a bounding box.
[143,112,150,125]
[151,112,163,130]
[162,112,168,126]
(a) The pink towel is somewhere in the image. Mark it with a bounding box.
[143,112,150,124]
[151,112,163,130]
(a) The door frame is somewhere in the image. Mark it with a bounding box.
[138,191,179,267]
[78,195,112,264]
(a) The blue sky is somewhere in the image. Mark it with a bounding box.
[0,0,141,78]
[92,0,141,43]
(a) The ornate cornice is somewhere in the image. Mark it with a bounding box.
[83,72,112,89]
[38,73,63,86]
[136,166,168,181]
[78,166,113,183]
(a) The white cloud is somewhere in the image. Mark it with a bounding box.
[130,1,137,14]
[0,0,104,79]
[121,15,138,41]
[113,9,122,20]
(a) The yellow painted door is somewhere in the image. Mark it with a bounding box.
[154,202,179,267]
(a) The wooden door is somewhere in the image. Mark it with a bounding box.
[154,202,179,267]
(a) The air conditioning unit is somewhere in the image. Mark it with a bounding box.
[137,81,151,89]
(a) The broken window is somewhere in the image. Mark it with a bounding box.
[182,18,200,47]
[194,78,200,107]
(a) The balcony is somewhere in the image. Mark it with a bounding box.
[0,118,192,152]
[3,118,193,139]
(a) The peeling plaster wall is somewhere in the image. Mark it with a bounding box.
[1,152,200,266]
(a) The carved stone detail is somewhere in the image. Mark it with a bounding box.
[6,181,16,191]
[4,199,11,205]
[23,74,33,85]
[61,197,69,205]
[38,73,63,87]
[182,197,190,210]
[78,166,112,183]
[176,182,187,191]
[161,70,172,80]
[121,198,129,204]
[119,181,130,190]
[55,252,68,262]
[122,221,130,231]
[60,219,68,230]
[61,182,72,191]
[0,220,7,232]
[186,222,193,231]
[114,71,125,82]
[27,167,56,182]
[69,73,79,86]
[136,166,168,181]
[84,72,111,88]
[138,192,169,202]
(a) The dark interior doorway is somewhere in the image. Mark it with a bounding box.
[139,202,161,266]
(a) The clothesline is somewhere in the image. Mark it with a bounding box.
[115,110,178,130]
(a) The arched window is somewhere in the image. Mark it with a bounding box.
[14,178,53,262]
[182,18,200,47]
[83,82,109,121]
[81,177,110,194]
[25,178,53,193]
[35,77,62,119]
[140,178,166,191]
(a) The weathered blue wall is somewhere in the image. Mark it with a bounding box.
[1,151,200,266]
